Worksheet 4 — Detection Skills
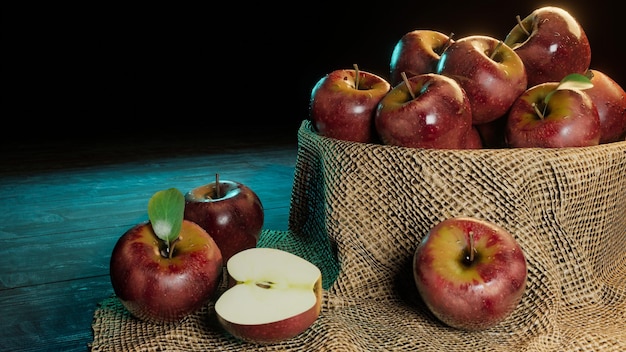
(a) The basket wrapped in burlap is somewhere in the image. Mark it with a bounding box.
[91,120,626,351]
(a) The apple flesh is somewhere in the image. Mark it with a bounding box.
[413,217,527,331]
[504,6,591,87]
[584,69,626,144]
[215,247,323,344]
[184,178,264,263]
[438,35,527,125]
[309,66,391,143]
[505,82,600,148]
[375,73,473,149]
[389,29,453,86]
[109,219,223,323]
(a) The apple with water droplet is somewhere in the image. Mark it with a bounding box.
[505,74,600,148]
[504,6,591,87]
[375,73,473,149]
[584,69,626,144]
[184,175,264,263]
[389,29,454,86]
[309,64,391,143]
[413,217,527,331]
[110,188,224,323]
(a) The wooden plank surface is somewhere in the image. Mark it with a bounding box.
[0,134,298,351]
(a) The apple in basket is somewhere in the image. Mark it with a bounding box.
[389,29,454,86]
[505,73,600,148]
[375,72,473,149]
[413,217,527,331]
[309,64,391,143]
[184,174,264,263]
[474,115,507,149]
[584,69,626,144]
[215,247,323,344]
[109,188,223,323]
[465,126,483,149]
[504,6,591,88]
[437,34,527,125]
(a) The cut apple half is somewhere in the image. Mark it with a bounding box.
[214,247,323,345]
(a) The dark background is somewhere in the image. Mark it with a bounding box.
[2,1,623,147]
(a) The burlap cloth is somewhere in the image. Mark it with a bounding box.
[91,120,626,351]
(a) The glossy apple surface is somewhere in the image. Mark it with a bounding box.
[184,179,264,263]
[389,29,453,86]
[375,73,472,149]
[309,67,391,143]
[584,69,626,143]
[110,219,223,323]
[439,35,527,125]
[505,82,600,148]
[413,217,527,331]
[215,247,323,344]
[504,6,591,87]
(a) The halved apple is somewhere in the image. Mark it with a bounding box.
[214,247,323,345]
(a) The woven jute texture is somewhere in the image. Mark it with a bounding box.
[91,120,626,351]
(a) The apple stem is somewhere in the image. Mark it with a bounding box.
[160,238,180,259]
[531,102,545,120]
[434,32,455,75]
[353,63,360,89]
[516,15,530,36]
[215,173,220,199]
[489,41,503,60]
[169,238,180,259]
[401,72,416,100]
[440,32,454,55]
[468,231,475,262]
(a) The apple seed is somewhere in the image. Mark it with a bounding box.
[256,281,275,289]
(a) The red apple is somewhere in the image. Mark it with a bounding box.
[184,175,264,263]
[505,79,600,148]
[389,29,454,86]
[413,217,527,331]
[438,35,527,125]
[464,126,483,149]
[110,188,223,323]
[375,73,473,149]
[309,65,391,143]
[215,247,323,344]
[475,115,508,149]
[584,69,626,144]
[504,6,591,88]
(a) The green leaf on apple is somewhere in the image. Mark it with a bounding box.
[544,73,593,105]
[556,73,594,91]
[148,188,185,245]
